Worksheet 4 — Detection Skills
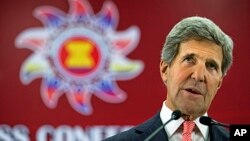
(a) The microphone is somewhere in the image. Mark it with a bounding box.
[199,116,230,128]
[144,110,182,141]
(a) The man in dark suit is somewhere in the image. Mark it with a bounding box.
[103,16,233,141]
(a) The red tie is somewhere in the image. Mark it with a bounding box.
[182,121,195,141]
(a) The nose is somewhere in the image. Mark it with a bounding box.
[191,63,206,82]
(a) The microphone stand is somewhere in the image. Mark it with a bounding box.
[144,118,173,141]
[144,110,181,141]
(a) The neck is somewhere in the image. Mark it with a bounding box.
[182,114,192,120]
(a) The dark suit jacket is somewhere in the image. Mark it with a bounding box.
[103,112,229,141]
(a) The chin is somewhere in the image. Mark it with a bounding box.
[180,106,205,118]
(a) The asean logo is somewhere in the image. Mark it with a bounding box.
[15,0,144,115]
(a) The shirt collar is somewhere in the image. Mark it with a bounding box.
[160,101,209,139]
[194,114,209,139]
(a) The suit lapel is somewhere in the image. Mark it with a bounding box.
[209,125,230,141]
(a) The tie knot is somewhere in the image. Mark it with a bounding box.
[183,121,195,134]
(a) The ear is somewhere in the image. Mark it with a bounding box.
[160,60,169,83]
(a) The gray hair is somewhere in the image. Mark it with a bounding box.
[161,16,233,75]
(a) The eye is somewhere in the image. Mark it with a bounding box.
[206,62,218,71]
[183,55,195,63]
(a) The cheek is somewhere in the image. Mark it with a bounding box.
[167,71,186,95]
[206,79,221,103]
[208,77,221,92]
[173,69,190,86]
[167,65,191,92]
[205,91,217,109]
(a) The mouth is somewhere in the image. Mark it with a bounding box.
[184,88,202,95]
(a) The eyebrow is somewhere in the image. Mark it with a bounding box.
[182,53,195,59]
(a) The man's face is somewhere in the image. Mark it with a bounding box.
[160,39,224,119]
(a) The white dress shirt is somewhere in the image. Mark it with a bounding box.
[160,101,210,141]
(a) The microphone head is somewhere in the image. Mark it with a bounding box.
[171,110,182,120]
[199,116,212,126]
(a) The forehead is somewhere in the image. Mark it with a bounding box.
[178,40,223,63]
